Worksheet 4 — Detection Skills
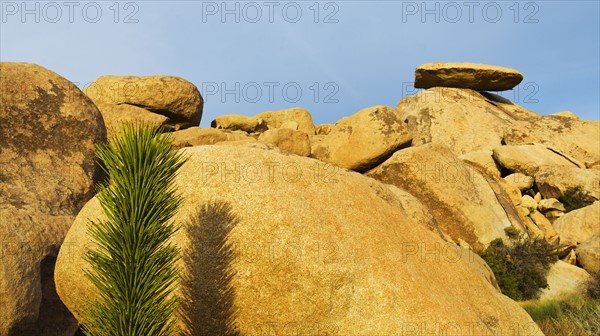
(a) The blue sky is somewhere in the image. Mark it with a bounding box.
[1,0,599,126]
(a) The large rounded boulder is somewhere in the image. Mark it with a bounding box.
[55,145,540,335]
[0,62,106,335]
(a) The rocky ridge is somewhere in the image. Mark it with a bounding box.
[3,61,599,335]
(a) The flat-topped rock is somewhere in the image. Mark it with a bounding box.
[415,62,523,91]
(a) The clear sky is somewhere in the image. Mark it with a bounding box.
[1,0,599,126]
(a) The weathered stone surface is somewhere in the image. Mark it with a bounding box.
[539,261,593,301]
[94,102,168,137]
[256,107,316,135]
[499,179,522,206]
[258,128,311,157]
[523,216,544,240]
[315,123,333,135]
[311,106,412,172]
[553,202,600,246]
[534,166,600,201]
[85,75,203,127]
[0,62,106,335]
[504,173,534,191]
[492,144,583,176]
[398,88,537,156]
[459,150,502,178]
[576,233,600,274]
[280,120,299,130]
[366,143,517,249]
[211,114,266,133]
[55,145,541,335]
[414,62,523,91]
[504,114,600,166]
[384,185,447,240]
[529,211,559,244]
[171,127,255,148]
[538,199,566,213]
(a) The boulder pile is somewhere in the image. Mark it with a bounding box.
[3,61,599,335]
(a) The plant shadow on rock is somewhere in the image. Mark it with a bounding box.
[180,201,240,336]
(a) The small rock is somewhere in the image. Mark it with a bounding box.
[516,206,530,217]
[538,198,566,213]
[534,192,543,203]
[523,216,544,240]
[258,128,311,157]
[171,127,255,148]
[521,195,538,210]
[544,210,564,222]
[500,179,522,206]
[211,115,266,133]
[530,210,559,244]
[561,249,577,265]
[504,173,534,191]
[315,123,334,135]
[256,107,316,135]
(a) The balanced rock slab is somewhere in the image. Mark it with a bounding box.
[85,75,203,127]
[414,62,523,91]
[0,62,105,336]
[311,105,412,172]
[54,145,540,335]
[366,143,517,249]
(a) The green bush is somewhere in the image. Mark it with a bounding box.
[504,226,521,239]
[559,186,594,212]
[82,124,187,336]
[478,237,557,301]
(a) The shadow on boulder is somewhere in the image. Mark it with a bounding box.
[180,201,240,336]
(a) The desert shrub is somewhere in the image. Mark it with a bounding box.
[82,124,187,336]
[504,226,521,239]
[559,186,594,212]
[478,237,557,301]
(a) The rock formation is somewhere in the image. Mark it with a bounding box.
[6,60,600,335]
[0,62,106,335]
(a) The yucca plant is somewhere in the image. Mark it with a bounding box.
[82,123,187,336]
